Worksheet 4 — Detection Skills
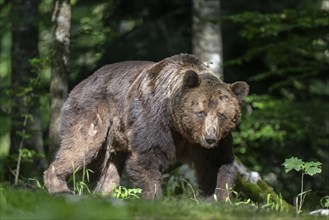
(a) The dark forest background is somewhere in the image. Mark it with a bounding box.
[0,0,328,210]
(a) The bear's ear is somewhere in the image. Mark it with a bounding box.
[230,81,249,103]
[182,70,200,88]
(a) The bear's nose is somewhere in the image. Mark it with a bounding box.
[205,137,216,145]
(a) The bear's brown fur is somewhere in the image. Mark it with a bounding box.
[44,54,249,201]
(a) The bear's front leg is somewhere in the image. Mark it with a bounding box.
[194,159,236,202]
[193,134,236,202]
[126,152,164,199]
[214,163,236,201]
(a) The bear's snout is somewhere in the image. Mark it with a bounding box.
[201,113,220,148]
[205,136,217,145]
[202,134,219,148]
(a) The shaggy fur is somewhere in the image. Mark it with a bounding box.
[44,54,249,201]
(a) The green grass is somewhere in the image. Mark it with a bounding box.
[0,188,326,220]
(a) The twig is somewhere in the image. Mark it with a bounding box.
[299,171,304,212]
[183,179,199,204]
[14,114,28,185]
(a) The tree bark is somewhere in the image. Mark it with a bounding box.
[48,0,71,161]
[10,0,46,181]
[192,0,223,79]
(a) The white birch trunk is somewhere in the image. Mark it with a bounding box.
[192,0,223,79]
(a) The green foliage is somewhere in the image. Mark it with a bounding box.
[233,95,328,163]
[7,68,46,184]
[227,190,288,213]
[111,186,142,200]
[320,196,329,209]
[226,10,329,39]
[225,8,328,102]
[283,157,304,172]
[28,178,45,189]
[224,7,329,205]
[215,182,289,213]
[232,92,328,208]
[18,148,43,163]
[69,1,117,81]
[261,194,287,212]
[163,165,198,198]
[70,161,93,195]
[68,161,142,199]
[282,157,322,213]
[282,157,322,176]
[303,162,322,177]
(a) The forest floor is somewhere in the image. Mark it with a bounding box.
[1,188,327,220]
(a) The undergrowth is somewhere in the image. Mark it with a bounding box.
[3,156,327,219]
[0,187,304,220]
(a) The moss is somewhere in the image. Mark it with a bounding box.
[235,174,263,202]
[234,175,293,212]
[257,179,293,210]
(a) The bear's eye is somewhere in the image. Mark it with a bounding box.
[232,114,240,123]
[196,111,206,118]
[218,113,227,120]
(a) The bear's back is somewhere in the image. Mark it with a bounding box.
[70,61,155,97]
[60,61,155,129]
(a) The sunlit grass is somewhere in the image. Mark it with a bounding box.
[1,187,323,220]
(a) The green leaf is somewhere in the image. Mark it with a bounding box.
[304,161,322,176]
[321,196,329,208]
[282,157,304,173]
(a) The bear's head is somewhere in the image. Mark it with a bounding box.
[170,70,249,148]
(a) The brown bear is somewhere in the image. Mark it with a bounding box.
[44,54,249,201]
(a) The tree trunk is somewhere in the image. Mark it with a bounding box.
[10,0,46,182]
[48,0,71,161]
[192,0,223,79]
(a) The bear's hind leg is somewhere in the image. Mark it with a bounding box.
[126,152,163,199]
[44,141,102,194]
[44,113,110,194]
[44,161,71,194]
[94,152,127,195]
